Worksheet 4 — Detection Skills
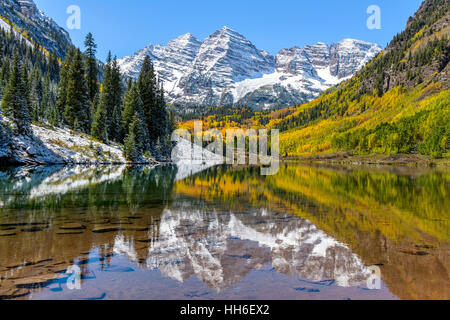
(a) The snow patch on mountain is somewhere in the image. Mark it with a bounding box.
[117,27,382,110]
[0,16,33,47]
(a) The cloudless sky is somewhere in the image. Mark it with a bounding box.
[34,0,423,62]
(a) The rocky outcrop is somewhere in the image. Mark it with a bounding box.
[0,0,71,58]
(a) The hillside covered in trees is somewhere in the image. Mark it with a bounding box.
[268,0,449,159]
[0,24,173,164]
[179,0,449,162]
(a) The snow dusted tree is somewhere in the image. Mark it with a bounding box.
[121,80,149,146]
[123,113,145,162]
[1,53,31,135]
[91,94,108,142]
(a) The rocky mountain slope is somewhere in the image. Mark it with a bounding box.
[117,27,382,110]
[270,0,449,158]
[0,0,71,58]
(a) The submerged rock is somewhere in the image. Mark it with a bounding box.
[92,227,123,234]
[59,223,86,230]
[0,231,16,237]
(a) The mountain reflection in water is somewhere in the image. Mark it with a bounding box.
[0,164,448,300]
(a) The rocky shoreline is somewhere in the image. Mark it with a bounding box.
[282,153,450,167]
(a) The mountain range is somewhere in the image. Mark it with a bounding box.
[117,27,382,110]
[0,0,71,58]
[0,1,382,110]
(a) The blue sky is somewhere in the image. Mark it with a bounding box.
[34,0,423,62]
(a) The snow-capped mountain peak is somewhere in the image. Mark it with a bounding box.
[117,29,382,110]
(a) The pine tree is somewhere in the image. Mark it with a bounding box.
[137,55,156,142]
[22,62,31,107]
[91,95,107,141]
[64,49,90,133]
[375,73,385,97]
[136,55,170,154]
[121,79,134,131]
[0,58,10,97]
[90,92,100,123]
[155,80,169,138]
[30,65,43,122]
[122,81,140,134]
[1,53,31,135]
[123,113,144,162]
[84,32,99,103]
[41,74,51,120]
[48,52,60,81]
[56,46,75,118]
[123,126,138,162]
[99,53,123,142]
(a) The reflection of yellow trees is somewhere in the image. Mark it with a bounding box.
[175,165,450,245]
[267,166,450,245]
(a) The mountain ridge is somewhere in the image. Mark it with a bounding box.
[117,26,382,110]
[0,0,72,58]
[270,0,449,158]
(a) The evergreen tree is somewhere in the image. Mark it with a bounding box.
[137,55,156,142]
[30,65,43,122]
[91,95,108,141]
[56,46,75,118]
[123,125,138,162]
[84,32,99,103]
[64,49,90,133]
[375,73,385,97]
[41,74,51,120]
[90,92,100,123]
[155,80,169,138]
[1,53,31,135]
[121,81,144,138]
[99,52,123,142]
[0,58,10,97]
[123,113,145,162]
[136,55,170,154]
[22,62,31,107]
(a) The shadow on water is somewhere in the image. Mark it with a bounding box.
[0,163,448,300]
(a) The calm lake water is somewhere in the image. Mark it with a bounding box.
[0,163,448,300]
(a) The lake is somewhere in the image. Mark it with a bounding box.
[0,163,448,300]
